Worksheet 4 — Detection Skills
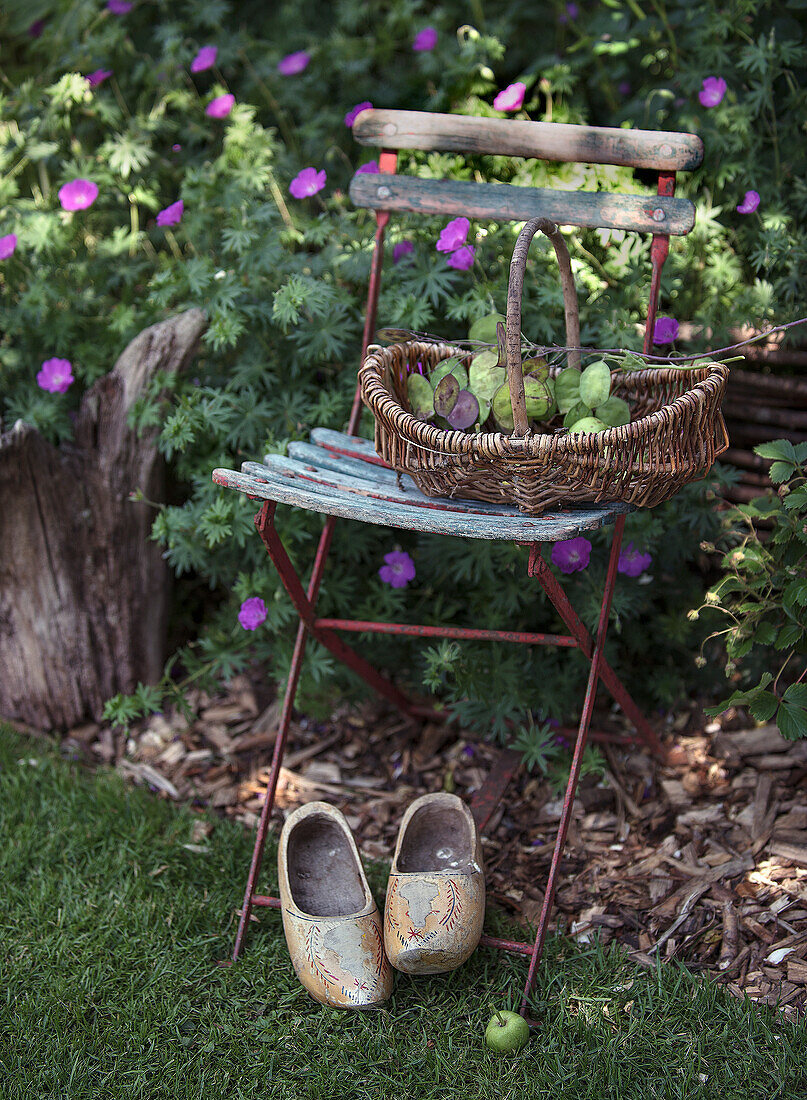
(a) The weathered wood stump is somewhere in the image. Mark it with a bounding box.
[0,309,207,730]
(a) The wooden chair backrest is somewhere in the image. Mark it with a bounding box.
[350,108,702,236]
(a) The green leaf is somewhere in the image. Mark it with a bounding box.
[755,621,779,646]
[778,700,807,741]
[783,581,807,620]
[755,439,798,463]
[783,683,807,708]
[776,623,803,650]
[749,691,779,722]
[769,461,795,484]
[783,487,807,511]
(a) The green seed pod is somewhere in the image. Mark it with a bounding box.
[407,373,435,419]
[555,367,581,413]
[568,416,607,434]
[595,395,631,427]
[430,357,468,390]
[468,313,505,344]
[579,360,611,408]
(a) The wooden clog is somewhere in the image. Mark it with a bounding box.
[384,792,484,974]
[278,801,392,1009]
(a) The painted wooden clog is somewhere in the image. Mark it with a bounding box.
[384,792,485,974]
[278,801,392,1009]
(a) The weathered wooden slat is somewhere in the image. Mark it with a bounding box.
[354,109,703,172]
[350,174,695,235]
[285,441,403,486]
[288,440,553,516]
[212,464,629,541]
[311,428,383,459]
[250,455,536,518]
[285,444,489,505]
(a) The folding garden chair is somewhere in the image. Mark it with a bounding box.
[214,109,704,1014]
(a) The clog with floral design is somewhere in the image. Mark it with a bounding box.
[278,801,392,1009]
[384,792,484,974]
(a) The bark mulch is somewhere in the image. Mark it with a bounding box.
[50,678,807,1021]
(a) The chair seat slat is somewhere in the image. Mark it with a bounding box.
[310,428,387,463]
[256,452,549,517]
[350,174,695,235]
[354,109,703,172]
[212,462,630,541]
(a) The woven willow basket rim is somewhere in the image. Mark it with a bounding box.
[360,339,730,460]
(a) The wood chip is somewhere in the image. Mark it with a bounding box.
[715,725,791,756]
[116,759,179,798]
[770,841,807,866]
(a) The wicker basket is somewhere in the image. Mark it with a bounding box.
[359,217,729,515]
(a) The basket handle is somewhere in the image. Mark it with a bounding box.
[505,217,581,437]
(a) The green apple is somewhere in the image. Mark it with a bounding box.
[484,1009,530,1054]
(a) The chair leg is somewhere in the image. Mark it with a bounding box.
[519,515,626,1013]
[231,617,309,960]
[528,538,665,758]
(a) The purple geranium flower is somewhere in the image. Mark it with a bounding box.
[736,190,760,214]
[206,94,235,118]
[551,537,592,574]
[58,179,99,211]
[86,69,112,87]
[37,358,74,394]
[618,80,631,96]
[436,216,469,253]
[412,27,438,51]
[278,51,310,75]
[107,0,132,12]
[0,234,17,260]
[172,143,182,152]
[698,76,726,108]
[238,596,267,631]
[344,101,373,128]
[446,245,475,270]
[28,19,46,37]
[379,550,416,589]
[618,542,653,577]
[356,160,379,174]
[653,316,679,345]
[393,240,414,264]
[493,82,526,112]
[191,46,217,73]
[156,199,184,227]
[289,167,327,199]
[559,2,579,22]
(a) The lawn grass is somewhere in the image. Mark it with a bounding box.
[1,724,804,1100]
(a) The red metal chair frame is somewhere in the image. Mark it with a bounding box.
[220,110,702,1017]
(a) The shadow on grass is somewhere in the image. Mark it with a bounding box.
[0,725,804,1100]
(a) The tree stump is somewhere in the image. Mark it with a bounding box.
[0,309,207,730]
